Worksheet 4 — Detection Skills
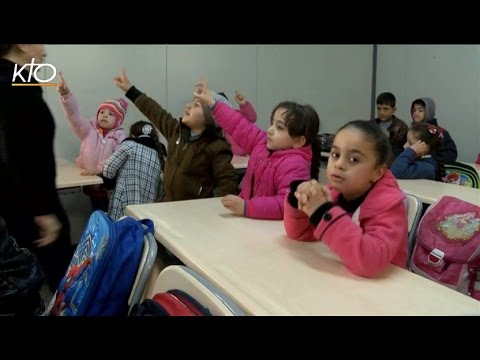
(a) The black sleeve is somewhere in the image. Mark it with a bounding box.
[309,202,334,226]
[7,87,58,215]
[287,179,309,208]
[125,86,143,103]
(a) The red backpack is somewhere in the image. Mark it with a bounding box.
[130,289,212,316]
[410,196,480,300]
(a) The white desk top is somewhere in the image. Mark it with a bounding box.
[125,198,480,316]
[397,179,480,205]
[231,155,249,170]
[56,159,103,189]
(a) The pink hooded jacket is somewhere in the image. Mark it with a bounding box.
[225,102,257,155]
[60,92,127,173]
[212,102,312,220]
[283,170,408,277]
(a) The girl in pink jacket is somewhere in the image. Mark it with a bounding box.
[213,90,257,156]
[284,120,408,278]
[57,73,128,210]
[194,79,321,220]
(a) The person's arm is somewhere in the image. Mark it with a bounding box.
[125,86,179,140]
[60,92,92,140]
[245,159,311,220]
[212,102,265,155]
[238,101,257,123]
[114,68,179,140]
[310,197,407,278]
[11,88,58,216]
[390,148,436,180]
[283,180,317,241]
[103,141,132,179]
[209,141,238,197]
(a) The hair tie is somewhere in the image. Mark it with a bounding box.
[142,124,153,136]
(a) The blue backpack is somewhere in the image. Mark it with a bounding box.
[47,211,153,316]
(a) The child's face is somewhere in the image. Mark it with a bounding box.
[404,130,430,157]
[376,103,396,122]
[404,130,419,149]
[267,108,303,151]
[182,100,206,132]
[411,104,426,123]
[97,108,116,130]
[327,128,386,200]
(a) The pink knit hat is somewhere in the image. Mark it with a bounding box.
[97,98,128,128]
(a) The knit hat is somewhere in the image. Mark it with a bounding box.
[97,98,128,128]
[212,91,233,108]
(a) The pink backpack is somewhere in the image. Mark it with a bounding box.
[410,196,480,300]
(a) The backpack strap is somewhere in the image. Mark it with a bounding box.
[140,219,154,235]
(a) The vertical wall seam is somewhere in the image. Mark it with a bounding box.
[370,44,378,119]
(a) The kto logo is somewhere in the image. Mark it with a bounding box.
[11,58,57,87]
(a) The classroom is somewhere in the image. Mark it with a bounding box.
[0,44,479,316]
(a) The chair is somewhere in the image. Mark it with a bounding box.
[444,162,480,189]
[405,193,423,268]
[152,265,246,316]
[127,231,158,315]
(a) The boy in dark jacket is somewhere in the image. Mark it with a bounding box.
[411,97,457,164]
[372,92,408,158]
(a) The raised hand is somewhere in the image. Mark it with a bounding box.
[234,90,246,106]
[193,76,215,107]
[57,72,70,96]
[113,67,132,92]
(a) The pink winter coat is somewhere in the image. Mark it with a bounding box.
[225,102,257,156]
[212,102,312,220]
[60,92,127,173]
[283,170,408,277]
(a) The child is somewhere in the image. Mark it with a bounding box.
[194,78,321,220]
[103,121,165,220]
[113,69,238,202]
[411,97,457,163]
[57,72,128,211]
[372,92,408,158]
[213,90,257,156]
[283,120,408,278]
[391,122,445,181]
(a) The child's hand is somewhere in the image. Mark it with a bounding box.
[80,169,100,176]
[57,72,70,96]
[221,195,245,216]
[193,77,215,107]
[295,180,332,217]
[410,140,429,157]
[113,68,132,92]
[234,90,246,106]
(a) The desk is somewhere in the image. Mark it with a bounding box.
[231,155,249,170]
[397,179,480,205]
[125,198,480,315]
[56,159,103,190]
